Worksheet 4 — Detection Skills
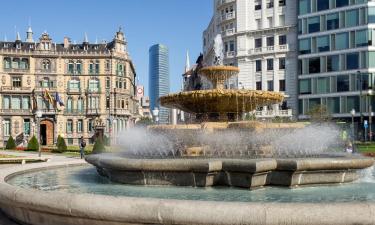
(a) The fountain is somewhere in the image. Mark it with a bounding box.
[86,34,373,189]
[0,34,374,225]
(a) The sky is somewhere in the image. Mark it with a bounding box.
[0,0,213,95]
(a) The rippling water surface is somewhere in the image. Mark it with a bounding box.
[7,165,375,203]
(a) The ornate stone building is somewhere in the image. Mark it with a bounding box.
[0,27,139,147]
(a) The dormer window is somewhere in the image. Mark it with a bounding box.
[43,42,50,50]
[42,59,51,70]
[16,43,21,49]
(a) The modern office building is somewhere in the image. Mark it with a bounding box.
[202,0,297,119]
[0,27,139,147]
[149,44,170,124]
[298,0,375,120]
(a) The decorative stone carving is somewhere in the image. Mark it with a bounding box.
[1,76,6,85]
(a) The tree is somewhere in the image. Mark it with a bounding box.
[92,138,106,154]
[136,117,154,127]
[54,135,67,153]
[5,136,16,150]
[27,136,39,151]
[307,104,331,123]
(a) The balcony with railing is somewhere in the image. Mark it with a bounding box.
[217,0,235,8]
[226,51,236,57]
[0,109,32,115]
[89,69,100,75]
[248,44,289,56]
[67,87,81,94]
[3,68,30,74]
[220,12,236,22]
[64,109,85,115]
[67,69,82,75]
[86,108,100,116]
[1,86,32,93]
[86,88,101,94]
[222,28,235,37]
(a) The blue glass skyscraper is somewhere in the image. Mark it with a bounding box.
[149,44,170,124]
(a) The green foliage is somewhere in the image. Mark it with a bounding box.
[307,104,331,123]
[26,136,39,151]
[5,136,16,150]
[244,113,256,121]
[136,117,154,127]
[54,135,67,153]
[92,138,106,154]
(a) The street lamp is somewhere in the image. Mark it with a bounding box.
[152,107,160,125]
[112,119,117,145]
[351,109,356,143]
[368,89,373,142]
[2,120,6,150]
[36,110,43,157]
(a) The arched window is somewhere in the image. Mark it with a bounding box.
[67,97,73,113]
[88,79,99,92]
[4,58,11,69]
[20,59,29,69]
[77,97,84,112]
[42,59,50,70]
[12,58,20,69]
[40,77,50,88]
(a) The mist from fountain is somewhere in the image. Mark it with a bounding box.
[116,123,343,159]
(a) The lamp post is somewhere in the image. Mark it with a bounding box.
[112,119,117,146]
[368,89,373,142]
[351,109,356,143]
[2,121,6,150]
[152,107,160,125]
[36,110,43,157]
[358,71,364,140]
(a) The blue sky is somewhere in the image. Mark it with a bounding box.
[0,0,213,95]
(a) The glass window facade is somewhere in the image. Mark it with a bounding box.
[335,32,348,50]
[308,17,320,33]
[346,52,359,70]
[356,30,368,47]
[309,57,320,74]
[299,38,311,54]
[299,79,311,94]
[326,13,339,30]
[317,36,329,52]
[327,55,340,72]
[337,75,350,92]
[317,0,329,11]
[299,0,311,15]
[369,7,375,23]
[336,0,349,8]
[346,9,358,27]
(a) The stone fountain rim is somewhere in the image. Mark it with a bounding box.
[1,161,375,225]
[199,65,240,73]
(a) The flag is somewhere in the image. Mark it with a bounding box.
[54,92,65,107]
[43,89,54,105]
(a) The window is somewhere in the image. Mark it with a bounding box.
[299,38,311,54]
[12,77,22,87]
[347,96,359,113]
[42,59,50,70]
[279,58,286,69]
[76,62,82,74]
[309,57,320,74]
[68,79,80,90]
[88,120,93,132]
[66,120,73,133]
[267,17,273,28]
[40,77,52,88]
[67,97,73,113]
[77,120,83,133]
[4,58,11,69]
[255,0,261,10]
[279,35,287,45]
[299,0,311,15]
[279,15,285,26]
[267,59,274,70]
[267,37,274,46]
[106,97,110,109]
[68,62,74,74]
[105,60,110,71]
[77,97,83,112]
[356,30,368,47]
[308,17,320,33]
[267,80,274,91]
[335,32,348,50]
[229,40,235,52]
[317,0,329,11]
[336,0,348,8]
[317,35,329,52]
[346,52,359,70]
[266,0,274,8]
[337,75,349,92]
[317,77,330,94]
[22,97,30,110]
[279,0,285,6]
[11,96,21,110]
[255,38,262,48]
[256,82,262,90]
[88,79,99,92]
[279,80,286,91]
[327,97,340,114]
[327,55,340,72]
[3,96,10,109]
[3,119,10,136]
[106,77,111,89]
[256,60,262,72]
[346,9,358,27]
[327,13,339,30]
[369,7,375,23]
[256,19,261,29]
[23,119,30,136]
[299,79,311,94]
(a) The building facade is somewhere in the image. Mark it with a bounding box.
[0,28,139,147]
[203,0,297,119]
[298,0,375,120]
[149,44,170,124]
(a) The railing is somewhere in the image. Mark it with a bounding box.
[0,86,32,92]
[89,69,100,75]
[116,70,124,76]
[67,88,81,94]
[226,51,236,57]
[0,109,32,115]
[255,109,293,118]
[112,109,132,116]
[34,87,57,92]
[86,109,100,115]
[86,88,101,94]
[35,69,56,74]
[67,70,82,75]
[248,45,289,55]
[221,12,236,22]
[3,68,30,73]
[222,28,235,36]
[64,109,85,115]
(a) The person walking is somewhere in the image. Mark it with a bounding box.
[79,136,86,159]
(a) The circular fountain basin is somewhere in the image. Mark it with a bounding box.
[86,154,374,189]
[2,162,375,225]
[160,89,284,114]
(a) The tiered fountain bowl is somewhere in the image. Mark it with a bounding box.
[160,66,284,121]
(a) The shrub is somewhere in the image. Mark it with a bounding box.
[26,136,39,151]
[5,136,16,150]
[54,135,67,153]
[92,138,106,154]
